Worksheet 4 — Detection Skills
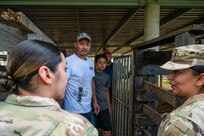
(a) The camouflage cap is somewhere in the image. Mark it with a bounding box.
[76,32,91,42]
[160,44,204,70]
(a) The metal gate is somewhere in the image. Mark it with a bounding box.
[112,55,134,136]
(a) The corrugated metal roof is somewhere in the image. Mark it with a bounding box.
[0,1,204,57]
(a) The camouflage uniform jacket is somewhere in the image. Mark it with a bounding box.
[158,93,204,136]
[0,94,98,136]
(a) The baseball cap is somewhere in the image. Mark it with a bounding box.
[104,49,112,56]
[76,32,91,42]
[160,44,204,70]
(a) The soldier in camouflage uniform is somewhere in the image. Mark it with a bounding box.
[158,44,204,136]
[0,40,98,136]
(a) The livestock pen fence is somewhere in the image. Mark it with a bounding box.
[112,55,134,136]
[111,23,204,136]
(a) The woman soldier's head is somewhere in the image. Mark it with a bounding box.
[3,40,68,101]
[161,44,204,98]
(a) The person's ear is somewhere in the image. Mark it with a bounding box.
[38,66,53,84]
[196,73,204,86]
[74,42,78,48]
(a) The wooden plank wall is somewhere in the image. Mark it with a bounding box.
[0,23,27,52]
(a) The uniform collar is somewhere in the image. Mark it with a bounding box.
[182,93,204,106]
[5,94,60,107]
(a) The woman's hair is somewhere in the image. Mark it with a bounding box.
[191,65,204,75]
[0,66,13,92]
[5,40,61,92]
[0,66,13,101]
[191,65,204,90]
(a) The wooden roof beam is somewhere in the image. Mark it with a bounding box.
[113,8,191,54]
[96,8,140,54]
[127,8,191,45]
[121,49,132,55]
[1,0,204,7]
[1,9,55,45]
[103,8,194,55]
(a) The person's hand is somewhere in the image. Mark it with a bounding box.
[93,102,100,115]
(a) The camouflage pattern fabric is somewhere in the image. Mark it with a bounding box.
[158,94,204,136]
[0,94,98,136]
[161,44,204,70]
[76,32,91,42]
